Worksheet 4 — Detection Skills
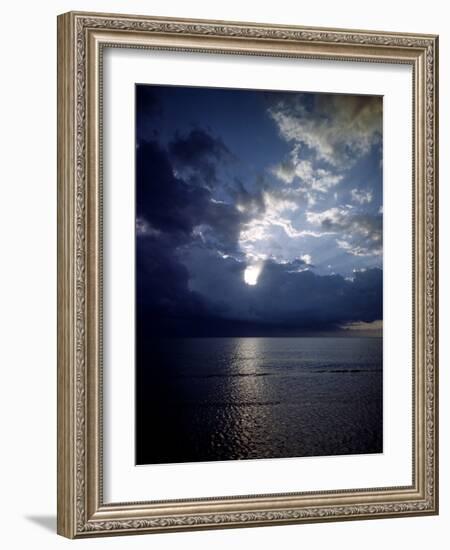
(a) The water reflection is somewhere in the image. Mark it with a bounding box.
[136,337,383,464]
[223,338,277,459]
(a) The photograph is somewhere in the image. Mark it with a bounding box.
[135,84,384,465]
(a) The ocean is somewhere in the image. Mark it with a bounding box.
[136,337,383,465]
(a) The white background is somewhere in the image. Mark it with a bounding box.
[0,0,447,548]
[104,49,412,502]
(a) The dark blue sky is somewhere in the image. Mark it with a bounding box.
[136,84,383,336]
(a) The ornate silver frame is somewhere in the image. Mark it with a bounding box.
[57,11,439,538]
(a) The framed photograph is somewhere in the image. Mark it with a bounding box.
[57,11,439,538]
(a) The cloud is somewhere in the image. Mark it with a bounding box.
[135,138,246,334]
[136,217,161,237]
[306,206,349,227]
[176,246,382,335]
[136,233,211,330]
[168,128,232,187]
[342,319,383,333]
[351,188,373,205]
[307,206,382,257]
[271,159,298,184]
[269,93,382,168]
[137,137,323,281]
[233,177,266,216]
[238,190,327,258]
[238,190,300,247]
[269,93,382,235]
[272,157,343,191]
[135,136,242,334]
[336,239,381,257]
[263,191,298,214]
[301,253,312,265]
[137,139,246,253]
[271,152,344,209]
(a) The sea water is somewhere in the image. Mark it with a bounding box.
[136,337,383,464]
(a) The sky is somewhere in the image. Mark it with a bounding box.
[135,84,383,337]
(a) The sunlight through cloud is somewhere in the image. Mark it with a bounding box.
[244,264,262,286]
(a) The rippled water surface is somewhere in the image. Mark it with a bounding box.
[136,337,382,464]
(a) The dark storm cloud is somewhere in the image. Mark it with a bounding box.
[136,233,210,320]
[184,249,382,328]
[181,247,382,334]
[137,139,243,252]
[169,128,230,164]
[136,139,206,236]
[136,137,243,336]
[168,128,232,186]
[254,262,382,327]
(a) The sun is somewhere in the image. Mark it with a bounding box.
[244,264,262,286]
